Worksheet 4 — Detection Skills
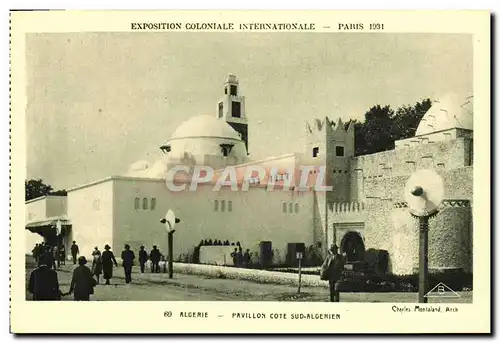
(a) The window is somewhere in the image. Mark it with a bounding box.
[282,203,287,213]
[230,85,237,96]
[218,102,224,118]
[221,200,226,212]
[151,198,156,210]
[336,146,345,157]
[142,198,148,210]
[232,101,241,118]
[228,201,232,212]
[220,143,234,157]
[295,203,299,213]
[134,197,140,210]
[214,200,219,211]
[288,203,293,213]
[224,87,227,95]
[313,147,319,158]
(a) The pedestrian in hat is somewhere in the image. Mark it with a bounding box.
[320,244,344,302]
[101,244,118,285]
[150,245,161,273]
[138,246,148,273]
[70,241,79,265]
[91,247,103,284]
[28,253,62,301]
[58,244,66,265]
[121,244,135,284]
[68,256,96,301]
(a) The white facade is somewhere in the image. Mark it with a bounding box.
[64,176,315,263]
[25,196,68,253]
[26,195,67,223]
[67,179,114,257]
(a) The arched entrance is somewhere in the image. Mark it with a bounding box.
[340,231,365,262]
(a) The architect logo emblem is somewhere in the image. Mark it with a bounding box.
[424,282,461,298]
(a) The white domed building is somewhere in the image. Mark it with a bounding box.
[395,93,474,149]
[160,114,248,171]
[26,75,474,279]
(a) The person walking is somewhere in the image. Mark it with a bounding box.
[243,249,252,268]
[121,244,135,284]
[101,244,118,285]
[320,244,344,302]
[68,256,96,301]
[138,246,148,273]
[53,245,60,269]
[32,244,39,262]
[58,245,66,265]
[91,247,103,284]
[230,248,238,267]
[28,253,62,301]
[70,241,79,265]
[150,245,161,273]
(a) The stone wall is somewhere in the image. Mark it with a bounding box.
[364,200,472,275]
[350,137,472,194]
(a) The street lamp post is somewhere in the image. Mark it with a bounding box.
[404,170,444,304]
[160,210,181,279]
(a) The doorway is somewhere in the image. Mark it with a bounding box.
[340,231,365,262]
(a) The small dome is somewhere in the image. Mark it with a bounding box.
[416,93,473,136]
[170,115,242,141]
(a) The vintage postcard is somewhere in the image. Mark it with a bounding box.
[10,10,490,334]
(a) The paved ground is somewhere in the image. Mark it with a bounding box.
[25,258,472,303]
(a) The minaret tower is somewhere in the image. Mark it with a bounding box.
[216,74,249,154]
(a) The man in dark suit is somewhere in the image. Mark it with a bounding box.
[150,246,161,273]
[121,244,135,283]
[325,244,344,302]
[138,246,148,273]
[70,241,79,265]
[68,256,96,301]
[28,254,61,301]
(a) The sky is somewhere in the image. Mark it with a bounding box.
[25,32,472,190]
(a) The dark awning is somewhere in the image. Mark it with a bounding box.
[25,218,71,233]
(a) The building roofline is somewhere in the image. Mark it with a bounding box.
[163,136,243,144]
[25,195,67,204]
[398,127,473,142]
[67,175,166,193]
[214,152,299,172]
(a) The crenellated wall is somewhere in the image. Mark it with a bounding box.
[349,137,473,202]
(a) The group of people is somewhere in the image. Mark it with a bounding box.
[230,245,252,268]
[89,244,165,285]
[28,241,96,301]
[28,240,344,302]
[31,242,66,269]
[199,239,239,246]
[31,240,83,269]
[28,241,166,301]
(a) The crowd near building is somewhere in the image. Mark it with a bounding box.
[26,75,473,276]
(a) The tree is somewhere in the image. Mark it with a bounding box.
[355,105,395,156]
[391,99,432,142]
[25,179,67,201]
[353,99,432,156]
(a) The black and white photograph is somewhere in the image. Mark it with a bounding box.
[9,10,490,334]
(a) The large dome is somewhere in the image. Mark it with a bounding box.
[170,115,242,141]
[415,93,473,136]
[162,115,248,169]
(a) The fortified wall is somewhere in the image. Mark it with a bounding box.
[314,135,473,275]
